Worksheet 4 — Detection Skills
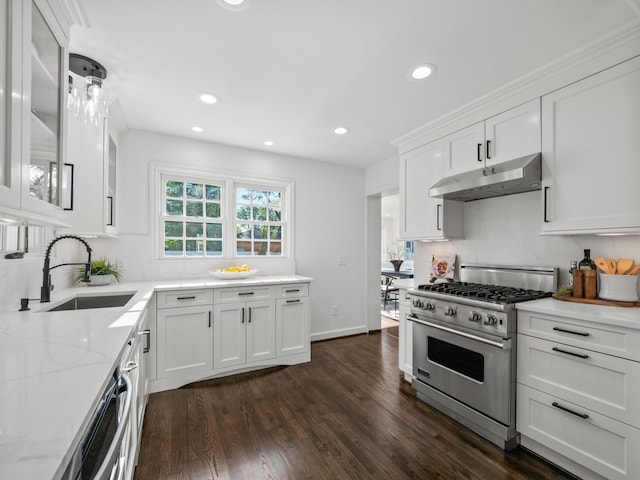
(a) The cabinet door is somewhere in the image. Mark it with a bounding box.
[213,302,246,369]
[541,56,640,233]
[275,298,309,358]
[485,99,540,167]
[400,141,463,240]
[246,300,276,363]
[157,305,213,378]
[442,122,485,176]
[21,0,68,223]
[136,309,151,432]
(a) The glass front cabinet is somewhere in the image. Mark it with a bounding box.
[0,0,70,225]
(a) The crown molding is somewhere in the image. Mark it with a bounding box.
[392,19,640,150]
[58,0,89,28]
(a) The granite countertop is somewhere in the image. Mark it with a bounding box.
[516,297,640,330]
[0,275,312,480]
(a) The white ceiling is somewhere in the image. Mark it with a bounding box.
[70,0,638,168]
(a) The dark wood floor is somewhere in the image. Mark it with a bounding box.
[134,329,576,480]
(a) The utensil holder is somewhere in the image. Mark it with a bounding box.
[572,270,584,298]
[598,273,639,302]
[584,270,597,299]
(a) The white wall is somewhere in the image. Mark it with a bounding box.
[412,191,640,290]
[90,130,367,340]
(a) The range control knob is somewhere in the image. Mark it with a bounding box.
[424,301,435,311]
[468,311,482,323]
[484,314,498,326]
[412,299,423,308]
[444,305,457,316]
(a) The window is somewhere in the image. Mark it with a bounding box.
[156,165,291,260]
[235,186,283,256]
[162,176,224,257]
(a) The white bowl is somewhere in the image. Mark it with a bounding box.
[210,269,256,279]
[598,273,638,302]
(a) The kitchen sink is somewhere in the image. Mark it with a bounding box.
[47,293,136,312]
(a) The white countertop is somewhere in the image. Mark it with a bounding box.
[0,275,311,480]
[516,297,640,330]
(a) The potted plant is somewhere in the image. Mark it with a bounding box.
[75,258,122,286]
[386,240,406,271]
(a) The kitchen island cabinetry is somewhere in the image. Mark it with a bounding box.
[213,286,276,369]
[443,99,540,176]
[540,55,640,234]
[516,302,640,480]
[156,289,214,379]
[399,140,463,240]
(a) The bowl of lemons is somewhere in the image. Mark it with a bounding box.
[211,264,256,279]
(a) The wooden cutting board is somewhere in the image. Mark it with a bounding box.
[552,294,640,308]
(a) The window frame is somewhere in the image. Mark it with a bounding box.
[152,162,293,261]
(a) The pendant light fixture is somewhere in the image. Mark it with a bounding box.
[68,54,109,126]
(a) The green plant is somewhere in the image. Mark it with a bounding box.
[75,258,121,283]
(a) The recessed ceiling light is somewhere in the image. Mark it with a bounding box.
[199,92,218,105]
[216,0,251,11]
[264,140,274,146]
[333,126,350,135]
[192,126,203,133]
[409,63,438,80]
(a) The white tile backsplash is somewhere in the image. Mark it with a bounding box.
[414,191,640,289]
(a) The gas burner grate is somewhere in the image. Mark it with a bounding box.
[416,282,552,304]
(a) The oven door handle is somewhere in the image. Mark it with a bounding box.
[92,374,132,480]
[409,315,510,350]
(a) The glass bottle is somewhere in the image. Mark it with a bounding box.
[569,260,577,286]
[578,249,596,270]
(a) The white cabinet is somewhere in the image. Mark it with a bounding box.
[541,56,640,234]
[399,140,463,240]
[443,99,541,176]
[213,299,275,369]
[397,287,412,379]
[0,0,70,225]
[63,97,118,236]
[275,283,310,358]
[517,308,640,480]
[150,281,311,393]
[156,289,213,379]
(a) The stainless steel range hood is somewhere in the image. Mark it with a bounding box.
[428,153,542,202]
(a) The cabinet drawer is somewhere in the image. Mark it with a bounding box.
[517,384,640,480]
[214,286,273,303]
[276,283,309,298]
[518,310,640,362]
[518,334,640,426]
[156,289,213,309]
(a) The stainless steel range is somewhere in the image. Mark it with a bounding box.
[408,264,557,450]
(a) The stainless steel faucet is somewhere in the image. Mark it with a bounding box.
[41,235,93,303]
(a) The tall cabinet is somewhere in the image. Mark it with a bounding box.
[0,0,69,225]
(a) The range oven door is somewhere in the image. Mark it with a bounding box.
[410,314,514,426]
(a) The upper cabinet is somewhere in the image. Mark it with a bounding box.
[0,0,70,226]
[443,99,541,176]
[62,88,118,237]
[399,140,463,240]
[541,56,640,234]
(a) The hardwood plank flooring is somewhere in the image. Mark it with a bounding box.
[134,330,576,480]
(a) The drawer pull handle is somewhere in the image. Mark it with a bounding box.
[177,296,196,300]
[552,347,589,359]
[238,292,255,296]
[241,307,245,323]
[553,326,590,337]
[208,311,211,328]
[286,299,300,303]
[138,329,151,353]
[552,402,589,419]
[285,289,300,293]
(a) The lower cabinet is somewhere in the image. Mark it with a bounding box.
[150,281,311,393]
[213,299,275,369]
[397,287,412,379]
[517,308,640,480]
